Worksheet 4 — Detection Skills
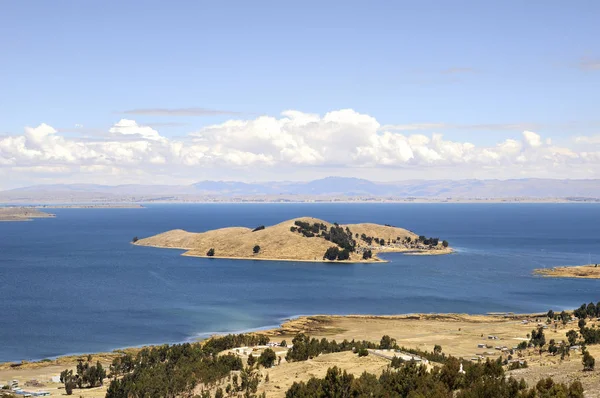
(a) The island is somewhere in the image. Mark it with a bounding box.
[534,264,600,279]
[0,207,55,222]
[133,217,452,262]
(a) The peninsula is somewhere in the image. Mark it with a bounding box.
[534,264,600,279]
[0,207,55,222]
[133,217,452,262]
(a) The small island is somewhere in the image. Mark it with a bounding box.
[0,207,55,222]
[133,217,452,262]
[534,264,600,279]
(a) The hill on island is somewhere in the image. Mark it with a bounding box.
[134,217,451,262]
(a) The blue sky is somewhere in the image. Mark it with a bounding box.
[0,1,599,187]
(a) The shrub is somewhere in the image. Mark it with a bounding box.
[206,248,215,257]
[252,225,265,232]
[442,240,448,247]
[357,348,369,357]
[362,250,372,260]
[132,236,139,243]
[253,245,260,254]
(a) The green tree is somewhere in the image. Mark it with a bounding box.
[253,245,261,254]
[434,344,443,355]
[207,248,215,257]
[258,348,277,368]
[379,335,396,349]
[362,250,372,260]
[247,353,256,367]
[323,247,340,261]
[442,240,449,248]
[567,330,579,346]
[583,349,595,371]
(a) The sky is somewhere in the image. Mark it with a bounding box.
[0,0,599,189]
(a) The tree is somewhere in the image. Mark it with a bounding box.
[252,225,265,232]
[280,340,287,347]
[547,309,555,320]
[323,247,340,261]
[548,339,558,355]
[60,369,76,395]
[132,236,139,243]
[258,348,277,368]
[253,245,260,254]
[567,330,579,346]
[207,248,215,257]
[530,327,546,347]
[434,345,443,355]
[583,349,595,371]
[337,248,350,261]
[362,250,372,260]
[247,353,256,367]
[379,335,396,349]
[442,240,449,248]
[357,348,369,357]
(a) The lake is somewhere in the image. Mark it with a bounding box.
[1,203,599,362]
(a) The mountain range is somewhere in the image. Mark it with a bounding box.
[2,177,600,203]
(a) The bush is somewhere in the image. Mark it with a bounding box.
[442,240,448,247]
[362,250,372,260]
[357,348,369,357]
[253,245,260,254]
[206,248,215,257]
[252,225,265,232]
[132,236,139,243]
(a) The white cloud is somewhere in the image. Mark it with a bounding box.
[522,131,542,148]
[1,109,599,187]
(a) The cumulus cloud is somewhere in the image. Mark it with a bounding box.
[0,109,599,185]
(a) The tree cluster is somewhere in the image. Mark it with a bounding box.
[106,343,243,398]
[291,220,328,237]
[323,246,351,261]
[285,333,378,362]
[418,235,440,246]
[285,358,584,398]
[60,356,106,395]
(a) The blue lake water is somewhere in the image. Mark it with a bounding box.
[1,203,600,362]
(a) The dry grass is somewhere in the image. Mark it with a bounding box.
[0,207,55,221]
[534,264,600,279]
[4,314,600,397]
[134,217,451,262]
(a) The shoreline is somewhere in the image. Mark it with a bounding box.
[177,246,454,263]
[0,309,545,367]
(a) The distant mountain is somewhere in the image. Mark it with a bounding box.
[2,177,600,203]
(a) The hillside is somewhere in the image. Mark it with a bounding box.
[133,217,452,262]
